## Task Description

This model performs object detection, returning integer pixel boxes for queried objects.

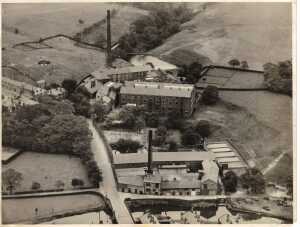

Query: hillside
[194,100,292,184]
[2,3,141,84]
[150,3,292,70]
[2,3,111,42]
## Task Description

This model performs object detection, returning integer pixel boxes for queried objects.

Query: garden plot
[2,151,93,192]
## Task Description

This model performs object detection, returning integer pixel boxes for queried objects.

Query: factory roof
[113,151,214,165]
[120,82,194,98]
[92,65,153,81]
[118,176,144,187]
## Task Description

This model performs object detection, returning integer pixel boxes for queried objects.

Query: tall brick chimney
[147,130,153,174]
[106,10,112,67]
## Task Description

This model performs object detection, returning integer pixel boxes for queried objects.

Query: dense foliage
[201,85,219,105]
[178,62,203,84]
[240,168,265,194]
[110,139,143,153]
[222,171,238,193]
[114,5,194,60]
[263,60,292,96]
[3,96,102,186]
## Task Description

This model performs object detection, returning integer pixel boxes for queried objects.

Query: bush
[222,171,238,193]
[167,140,178,151]
[240,168,265,194]
[201,86,219,105]
[71,178,84,187]
[111,139,143,153]
[181,129,201,146]
[31,182,41,190]
[228,59,240,67]
[195,120,211,138]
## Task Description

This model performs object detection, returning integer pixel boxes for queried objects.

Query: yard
[2,151,93,193]
[2,193,106,224]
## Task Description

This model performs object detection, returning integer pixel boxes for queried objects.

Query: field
[151,3,292,70]
[2,151,93,192]
[2,193,105,224]
[2,3,112,42]
[2,3,144,85]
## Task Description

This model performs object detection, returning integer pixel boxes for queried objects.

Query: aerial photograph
[2,1,293,224]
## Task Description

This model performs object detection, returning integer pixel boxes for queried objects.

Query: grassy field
[2,193,105,224]
[2,151,93,192]
[2,3,143,85]
[151,3,292,70]
[192,98,292,183]
[2,36,106,84]
[2,3,112,42]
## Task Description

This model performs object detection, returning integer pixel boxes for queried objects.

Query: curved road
[88,120,133,224]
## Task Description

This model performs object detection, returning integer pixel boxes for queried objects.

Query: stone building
[120,82,197,118]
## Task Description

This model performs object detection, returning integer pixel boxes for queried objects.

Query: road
[88,120,134,224]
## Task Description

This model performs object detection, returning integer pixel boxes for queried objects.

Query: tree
[62,79,77,94]
[222,171,238,193]
[240,61,249,69]
[111,139,143,153]
[240,168,265,194]
[195,120,211,138]
[93,101,106,122]
[153,126,168,146]
[181,129,201,146]
[228,59,240,67]
[168,140,178,151]
[201,86,219,105]
[71,178,84,188]
[135,117,146,133]
[165,112,184,130]
[78,19,84,24]
[2,169,23,194]
[286,176,293,196]
[31,181,41,190]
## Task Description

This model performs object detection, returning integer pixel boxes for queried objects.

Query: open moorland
[151,3,292,70]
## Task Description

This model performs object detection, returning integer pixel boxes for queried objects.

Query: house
[120,82,197,118]
[2,77,44,111]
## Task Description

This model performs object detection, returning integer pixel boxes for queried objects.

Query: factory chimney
[106,10,112,68]
[147,130,153,174]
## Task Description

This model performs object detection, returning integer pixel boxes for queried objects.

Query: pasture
[2,151,93,193]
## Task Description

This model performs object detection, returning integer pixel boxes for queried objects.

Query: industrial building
[120,82,197,118]
[114,131,221,196]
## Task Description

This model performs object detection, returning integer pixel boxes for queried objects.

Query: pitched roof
[92,65,153,81]
[161,176,201,189]
[120,82,194,98]
[113,151,214,165]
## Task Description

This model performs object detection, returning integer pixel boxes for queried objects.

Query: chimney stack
[106,10,112,68]
[147,130,153,174]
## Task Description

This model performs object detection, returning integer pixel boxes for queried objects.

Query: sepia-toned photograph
[1,1,294,224]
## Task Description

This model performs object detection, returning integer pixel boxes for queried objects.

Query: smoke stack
[147,130,153,174]
[106,10,112,67]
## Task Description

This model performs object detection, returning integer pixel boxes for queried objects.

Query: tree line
[113,4,195,60]
[2,95,102,187]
